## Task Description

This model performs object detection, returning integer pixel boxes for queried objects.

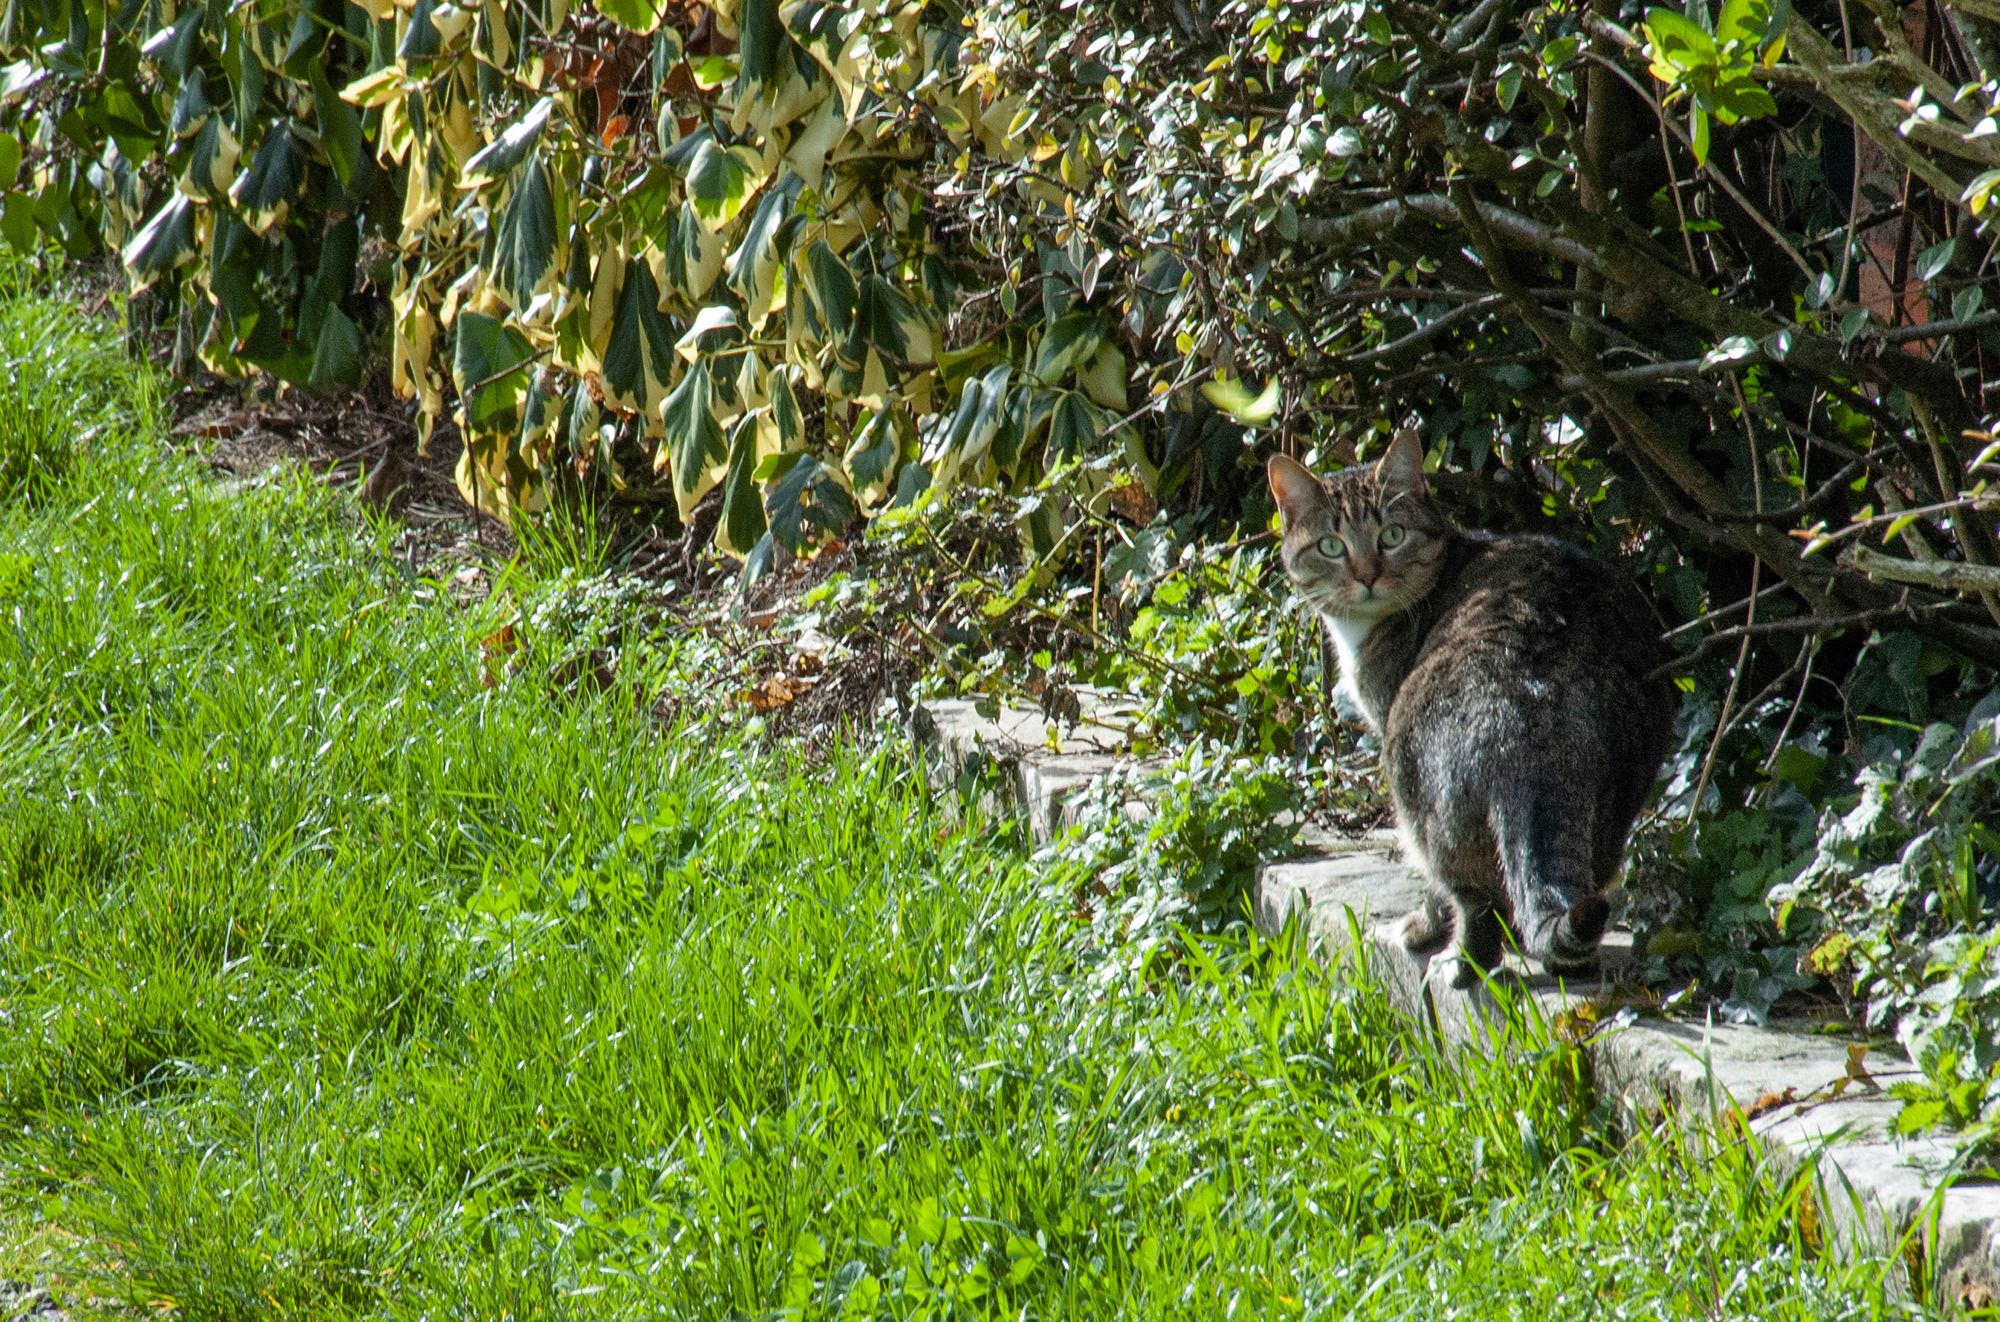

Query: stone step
[911,696,2000,1310]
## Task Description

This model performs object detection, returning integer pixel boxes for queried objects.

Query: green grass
[0,270,1942,1319]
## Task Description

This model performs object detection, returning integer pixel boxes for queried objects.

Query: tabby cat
[1268,430,1677,986]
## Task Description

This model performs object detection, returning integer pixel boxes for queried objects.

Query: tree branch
[1845,544,2000,595]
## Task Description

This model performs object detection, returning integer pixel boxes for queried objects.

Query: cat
[1268,429,1677,987]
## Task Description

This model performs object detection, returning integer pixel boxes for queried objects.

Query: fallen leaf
[1744,1087,1798,1120]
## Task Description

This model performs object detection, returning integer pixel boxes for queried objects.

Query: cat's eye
[1379,523,1407,549]
[1317,535,1347,560]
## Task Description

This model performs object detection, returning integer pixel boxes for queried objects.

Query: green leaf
[1915,238,1957,283]
[601,259,676,412]
[168,74,211,138]
[0,134,20,190]
[1700,334,1760,368]
[1644,8,1717,81]
[856,275,933,362]
[1710,78,1777,123]
[1962,168,2000,215]
[308,304,364,390]
[453,311,535,434]
[663,358,725,495]
[310,65,366,190]
[718,415,767,555]
[687,139,760,229]
[1882,511,1921,544]
[1894,1097,1947,1135]
[463,98,556,184]
[593,0,664,33]
[805,239,858,341]
[229,121,307,233]
[121,192,197,285]
[1715,0,1772,50]
[492,157,559,309]
[1047,390,1100,458]
[769,366,804,450]
[726,172,801,329]
[1689,103,1711,164]
[1033,311,1104,383]
[1200,375,1281,426]
[845,406,900,491]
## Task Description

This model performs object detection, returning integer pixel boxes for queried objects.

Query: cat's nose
[1353,557,1383,588]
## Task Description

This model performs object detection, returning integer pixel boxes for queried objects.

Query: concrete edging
[911,696,2000,1309]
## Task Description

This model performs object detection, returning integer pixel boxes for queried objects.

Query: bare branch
[1845,545,2000,595]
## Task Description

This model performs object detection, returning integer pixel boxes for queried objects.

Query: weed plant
[0,278,1947,1317]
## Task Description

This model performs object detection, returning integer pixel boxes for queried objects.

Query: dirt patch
[147,345,913,749]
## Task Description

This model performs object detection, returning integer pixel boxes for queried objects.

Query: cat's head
[1267,429,1451,621]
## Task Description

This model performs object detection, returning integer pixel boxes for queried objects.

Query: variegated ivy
[2,0,1136,556]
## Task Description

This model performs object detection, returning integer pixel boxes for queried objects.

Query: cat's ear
[1267,454,1325,525]
[1379,428,1427,493]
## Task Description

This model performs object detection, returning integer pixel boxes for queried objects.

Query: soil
[140,338,909,752]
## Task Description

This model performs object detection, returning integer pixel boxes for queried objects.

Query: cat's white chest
[1322,614,1377,723]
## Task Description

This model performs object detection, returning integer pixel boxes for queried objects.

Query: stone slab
[911,697,2000,1309]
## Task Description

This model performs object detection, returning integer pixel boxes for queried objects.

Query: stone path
[913,696,2000,1310]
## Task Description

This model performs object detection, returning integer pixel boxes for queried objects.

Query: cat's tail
[1492,796,1606,975]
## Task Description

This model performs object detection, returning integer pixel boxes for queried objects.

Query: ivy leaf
[687,138,763,229]
[805,239,858,342]
[398,0,441,60]
[767,453,857,550]
[727,171,801,329]
[736,0,787,92]
[121,192,197,285]
[717,415,768,556]
[769,365,804,449]
[180,113,239,199]
[309,304,364,390]
[1047,390,1100,458]
[662,357,725,496]
[845,405,900,492]
[662,200,726,300]
[1033,311,1104,384]
[453,311,535,434]
[492,156,559,309]
[462,97,555,185]
[600,259,675,413]
[229,121,307,233]
[856,275,933,362]
[1077,342,1127,409]
[168,74,210,138]
[308,62,365,190]
[676,304,739,361]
